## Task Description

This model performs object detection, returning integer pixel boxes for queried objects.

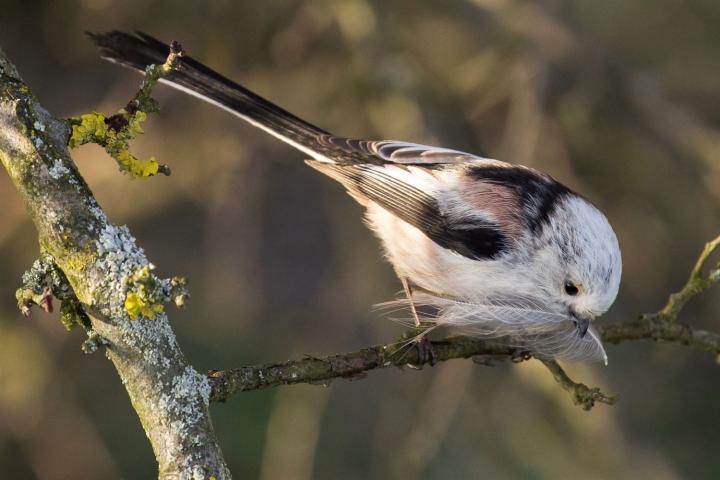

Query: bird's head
[531,194,622,338]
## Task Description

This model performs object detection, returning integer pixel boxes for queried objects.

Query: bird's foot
[405,332,436,369]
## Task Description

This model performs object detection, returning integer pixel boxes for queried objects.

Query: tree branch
[208,336,527,402]
[208,235,720,408]
[656,235,720,320]
[540,359,618,410]
[0,45,229,478]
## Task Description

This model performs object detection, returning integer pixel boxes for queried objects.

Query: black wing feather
[307,161,508,260]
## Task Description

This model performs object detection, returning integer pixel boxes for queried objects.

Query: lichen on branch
[16,254,91,331]
[69,110,162,178]
[67,40,184,179]
[123,263,189,321]
[94,222,189,322]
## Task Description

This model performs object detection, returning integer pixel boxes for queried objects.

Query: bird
[89,31,622,364]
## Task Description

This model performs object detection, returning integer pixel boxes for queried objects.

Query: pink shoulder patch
[460,178,525,241]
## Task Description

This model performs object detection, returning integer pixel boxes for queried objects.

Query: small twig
[540,359,617,410]
[656,234,720,320]
[67,40,185,178]
[117,39,184,119]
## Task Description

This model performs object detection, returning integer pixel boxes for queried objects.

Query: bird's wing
[317,138,489,165]
[307,160,510,260]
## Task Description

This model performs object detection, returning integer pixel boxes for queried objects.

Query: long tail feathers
[88,31,334,161]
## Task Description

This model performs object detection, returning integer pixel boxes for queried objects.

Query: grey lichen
[81,332,110,354]
[160,366,213,434]
[93,221,189,323]
[48,158,70,179]
[16,254,91,331]
[94,221,153,320]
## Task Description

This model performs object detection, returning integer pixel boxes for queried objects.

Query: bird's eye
[564,282,580,296]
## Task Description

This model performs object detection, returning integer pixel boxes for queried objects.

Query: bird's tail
[89,31,334,161]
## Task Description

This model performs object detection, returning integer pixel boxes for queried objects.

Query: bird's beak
[571,311,592,337]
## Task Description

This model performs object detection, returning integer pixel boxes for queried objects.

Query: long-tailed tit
[90,32,622,364]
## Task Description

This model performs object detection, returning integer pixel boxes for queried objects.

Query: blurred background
[1,0,719,478]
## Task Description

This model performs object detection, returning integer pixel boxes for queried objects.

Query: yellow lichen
[68,109,162,180]
[124,291,164,321]
[68,112,108,148]
[125,110,147,137]
[124,265,165,320]
[116,150,160,178]
[64,250,96,274]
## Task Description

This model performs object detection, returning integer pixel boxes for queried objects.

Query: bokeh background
[1,0,720,478]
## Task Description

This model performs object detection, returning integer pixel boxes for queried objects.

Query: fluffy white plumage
[364,162,620,363]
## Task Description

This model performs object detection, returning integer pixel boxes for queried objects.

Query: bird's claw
[406,335,436,369]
